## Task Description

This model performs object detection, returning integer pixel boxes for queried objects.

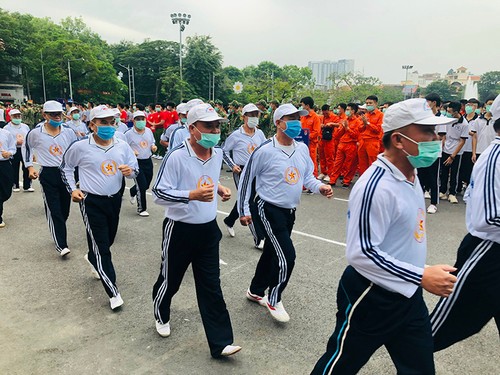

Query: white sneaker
[323,176,330,182]
[424,191,431,199]
[139,211,150,217]
[151,154,158,159]
[224,223,235,237]
[255,239,265,250]
[60,248,71,257]
[110,294,124,310]
[448,194,458,204]
[155,321,171,337]
[84,254,100,280]
[157,155,164,160]
[246,289,267,306]
[221,345,242,357]
[317,173,325,180]
[427,204,437,214]
[439,192,448,200]
[266,300,290,322]
[28,187,35,192]
[0,221,5,228]
[13,188,20,192]
[129,195,136,205]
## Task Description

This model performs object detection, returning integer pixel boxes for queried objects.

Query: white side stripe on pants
[153,218,175,324]
[40,185,62,253]
[430,239,493,335]
[257,199,287,307]
[80,197,119,297]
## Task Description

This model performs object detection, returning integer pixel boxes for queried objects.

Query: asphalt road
[0,161,497,375]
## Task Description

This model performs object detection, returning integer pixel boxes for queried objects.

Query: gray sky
[2,0,499,83]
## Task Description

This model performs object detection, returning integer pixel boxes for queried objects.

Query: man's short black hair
[118,103,125,109]
[337,103,347,110]
[321,104,330,111]
[135,103,145,111]
[425,93,442,106]
[467,98,480,105]
[448,101,462,113]
[383,101,394,107]
[459,99,468,105]
[155,103,163,108]
[300,96,314,108]
[494,118,500,132]
[366,95,378,102]
[485,95,497,103]
[166,101,175,107]
[347,102,359,112]
[382,130,394,149]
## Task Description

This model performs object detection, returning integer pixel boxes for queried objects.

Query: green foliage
[424,80,458,101]
[478,71,500,101]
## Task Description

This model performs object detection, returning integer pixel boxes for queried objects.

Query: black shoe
[342,184,350,189]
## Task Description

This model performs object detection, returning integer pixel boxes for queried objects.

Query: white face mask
[246,117,259,128]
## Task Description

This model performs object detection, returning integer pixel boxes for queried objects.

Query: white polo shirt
[470,116,497,154]
[441,119,469,155]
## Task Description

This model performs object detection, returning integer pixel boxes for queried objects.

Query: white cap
[67,106,79,115]
[359,104,367,109]
[273,103,308,125]
[185,99,204,112]
[382,98,455,133]
[187,103,228,125]
[89,105,119,121]
[43,100,63,113]
[242,103,262,115]
[489,94,500,121]
[9,109,21,116]
[176,103,188,115]
[133,111,146,119]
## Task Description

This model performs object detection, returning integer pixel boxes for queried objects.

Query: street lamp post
[41,51,47,102]
[170,12,191,100]
[118,63,134,105]
[68,58,85,102]
[402,65,413,99]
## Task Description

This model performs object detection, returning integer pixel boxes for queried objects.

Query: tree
[478,71,500,101]
[424,80,456,101]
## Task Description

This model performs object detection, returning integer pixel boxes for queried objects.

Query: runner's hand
[217,185,231,201]
[421,265,457,297]
[240,215,252,226]
[118,164,133,177]
[319,184,333,198]
[189,184,214,202]
[71,189,85,202]
[28,166,38,180]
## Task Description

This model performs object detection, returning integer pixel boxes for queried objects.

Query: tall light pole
[118,63,134,105]
[170,12,191,100]
[41,51,47,102]
[402,65,413,99]
[68,58,85,102]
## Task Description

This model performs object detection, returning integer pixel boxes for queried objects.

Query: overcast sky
[2,0,499,83]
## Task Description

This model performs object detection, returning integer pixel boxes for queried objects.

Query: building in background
[308,59,355,89]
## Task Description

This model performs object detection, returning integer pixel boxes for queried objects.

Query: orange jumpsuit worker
[318,104,341,181]
[357,95,384,175]
[329,103,361,187]
[300,96,321,177]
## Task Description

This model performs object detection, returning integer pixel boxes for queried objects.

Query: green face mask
[399,133,441,168]
[345,110,352,117]
[135,120,146,130]
[194,126,220,149]
[465,105,474,115]
[72,113,80,120]
[366,105,375,112]
[12,118,22,125]
[486,105,492,112]
[333,109,340,115]
[181,118,187,124]
[474,108,481,115]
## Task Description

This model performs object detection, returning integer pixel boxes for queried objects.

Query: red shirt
[162,110,179,129]
[359,109,383,140]
[147,113,159,129]
[120,110,127,122]
[5,107,11,123]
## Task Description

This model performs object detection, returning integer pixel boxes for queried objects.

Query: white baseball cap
[273,103,308,125]
[67,106,79,115]
[187,103,228,125]
[359,104,367,109]
[176,103,188,115]
[9,109,21,116]
[89,105,119,121]
[382,98,455,133]
[242,103,262,115]
[43,100,63,113]
[185,98,204,112]
[489,94,500,121]
[133,110,146,119]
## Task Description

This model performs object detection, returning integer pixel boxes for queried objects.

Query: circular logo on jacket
[101,160,117,176]
[139,140,148,149]
[284,166,300,185]
[414,208,426,243]
[197,175,214,188]
[49,144,63,156]
[247,143,257,154]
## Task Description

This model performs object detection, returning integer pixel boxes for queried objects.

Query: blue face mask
[49,119,63,127]
[282,119,302,139]
[96,126,116,140]
[194,126,220,149]
[398,133,441,168]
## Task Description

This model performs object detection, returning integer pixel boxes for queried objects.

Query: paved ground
[0,161,497,375]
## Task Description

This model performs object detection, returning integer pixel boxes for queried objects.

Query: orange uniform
[318,112,340,177]
[300,110,321,177]
[330,115,361,186]
[357,109,383,175]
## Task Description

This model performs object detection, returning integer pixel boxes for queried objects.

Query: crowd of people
[0,92,498,371]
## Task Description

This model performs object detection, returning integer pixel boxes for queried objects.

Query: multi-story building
[308,59,355,89]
